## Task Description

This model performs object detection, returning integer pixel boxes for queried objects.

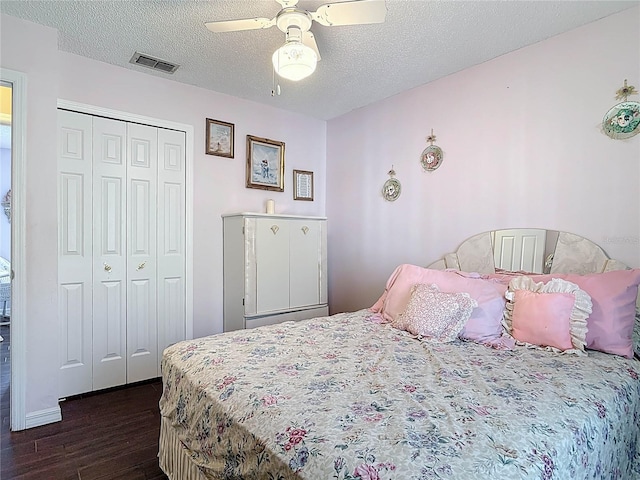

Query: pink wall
[326,8,640,314]
[1,13,326,423]
[0,14,61,416]
[56,51,327,339]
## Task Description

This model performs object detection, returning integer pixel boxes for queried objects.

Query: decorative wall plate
[382,178,401,201]
[420,145,443,171]
[602,101,640,139]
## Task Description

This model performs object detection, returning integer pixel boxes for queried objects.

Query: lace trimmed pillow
[394,283,477,343]
[503,276,592,355]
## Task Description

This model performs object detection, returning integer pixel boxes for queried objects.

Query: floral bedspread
[160,310,640,480]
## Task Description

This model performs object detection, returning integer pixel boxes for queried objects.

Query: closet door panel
[159,276,184,349]
[128,277,154,380]
[127,123,159,382]
[157,129,186,358]
[58,110,94,397]
[92,279,126,389]
[92,117,127,390]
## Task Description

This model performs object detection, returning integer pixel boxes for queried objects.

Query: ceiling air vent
[129,52,179,74]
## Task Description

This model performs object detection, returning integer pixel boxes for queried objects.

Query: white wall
[1,13,326,422]
[326,8,640,314]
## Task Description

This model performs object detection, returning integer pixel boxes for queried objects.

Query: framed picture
[246,135,285,191]
[206,118,234,158]
[293,169,314,201]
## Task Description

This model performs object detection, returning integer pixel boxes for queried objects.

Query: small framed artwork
[293,170,314,201]
[205,118,234,158]
[246,135,285,191]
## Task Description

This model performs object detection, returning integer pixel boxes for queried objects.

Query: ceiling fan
[205,0,387,82]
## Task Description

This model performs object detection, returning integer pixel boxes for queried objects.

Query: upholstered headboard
[427,229,638,308]
[427,230,629,274]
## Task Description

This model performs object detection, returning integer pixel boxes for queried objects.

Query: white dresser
[222,213,328,331]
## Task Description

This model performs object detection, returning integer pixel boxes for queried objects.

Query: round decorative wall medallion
[382,178,401,202]
[602,101,640,139]
[420,145,443,172]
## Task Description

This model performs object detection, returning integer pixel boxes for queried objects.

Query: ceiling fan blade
[275,0,299,7]
[311,0,387,27]
[205,17,275,33]
[302,31,321,61]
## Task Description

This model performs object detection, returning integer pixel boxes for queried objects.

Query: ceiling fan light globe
[272,42,317,81]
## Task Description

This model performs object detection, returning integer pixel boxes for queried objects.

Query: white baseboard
[25,405,62,429]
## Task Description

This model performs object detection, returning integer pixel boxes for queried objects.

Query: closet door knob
[270,225,279,235]
[103,263,112,272]
[136,262,146,271]
[301,226,309,235]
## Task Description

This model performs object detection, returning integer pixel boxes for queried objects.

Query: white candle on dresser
[266,199,275,214]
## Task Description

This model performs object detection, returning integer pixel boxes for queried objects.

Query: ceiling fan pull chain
[271,66,281,97]
[271,66,276,96]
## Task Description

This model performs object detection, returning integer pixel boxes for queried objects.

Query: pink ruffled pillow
[503,276,592,354]
[493,269,640,358]
[370,264,507,345]
[511,291,574,349]
[394,284,477,343]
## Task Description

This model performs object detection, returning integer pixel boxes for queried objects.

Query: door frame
[2,69,28,431]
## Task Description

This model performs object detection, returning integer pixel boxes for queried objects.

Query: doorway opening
[1,69,27,432]
[0,81,12,433]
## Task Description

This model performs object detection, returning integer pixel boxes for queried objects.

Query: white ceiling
[1,0,638,121]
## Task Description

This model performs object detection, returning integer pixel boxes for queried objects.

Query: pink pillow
[560,270,640,358]
[370,264,507,344]
[394,284,477,343]
[496,270,640,357]
[503,276,592,354]
[634,314,640,358]
[510,290,575,350]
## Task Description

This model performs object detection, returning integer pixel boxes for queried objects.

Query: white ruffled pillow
[503,276,592,355]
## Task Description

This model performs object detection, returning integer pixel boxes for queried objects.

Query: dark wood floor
[0,324,170,479]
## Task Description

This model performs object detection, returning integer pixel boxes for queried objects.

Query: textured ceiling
[1,0,638,120]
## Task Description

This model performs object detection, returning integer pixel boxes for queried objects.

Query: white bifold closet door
[59,110,94,397]
[157,127,187,355]
[58,110,186,398]
[91,116,130,391]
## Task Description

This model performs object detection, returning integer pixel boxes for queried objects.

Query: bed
[159,229,640,479]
